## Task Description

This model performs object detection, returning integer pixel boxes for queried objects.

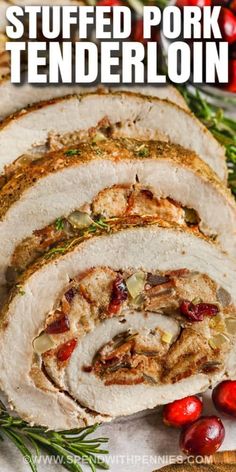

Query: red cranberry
[108,276,128,315]
[180,300,219,322]
[219,7,236,44]
[57,339,77,362]
[213,380,236,417]
[130,18,159,44]
[46,312,70,335]
[230,0,236,15]
[180,416,225,456]
[163,396,203,428]
[131,18,145,44]
[176,0,211,7]
[96,0,124,5]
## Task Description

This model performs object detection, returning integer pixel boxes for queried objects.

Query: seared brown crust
[0,137,233,220]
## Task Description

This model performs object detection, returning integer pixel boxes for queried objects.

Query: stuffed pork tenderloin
[0,91,226,180]
[0,138,236,300]
[1,221,236,430]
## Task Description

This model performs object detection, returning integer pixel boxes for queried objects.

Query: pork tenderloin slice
[0,138,235,292]
[0,78,188,121]
[1,224,236,429]
[0,92,226,179]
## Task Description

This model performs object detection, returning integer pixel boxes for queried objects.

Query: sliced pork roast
[0,138,235,298]
[0,222,236,429]
[0,80,188,121]
[0,92,226,180]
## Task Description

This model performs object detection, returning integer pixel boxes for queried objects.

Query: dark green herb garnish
[180,87,236,196]
[55,217,65,231]
[45,236,81,259]
[46,218,111,259]
[136,145,149,158]
[0,400,109,472]
[64,149,81,157]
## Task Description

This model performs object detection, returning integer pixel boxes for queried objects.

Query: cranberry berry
[213,380,236,417]
[180,416,225,456]
[163,396,203,428]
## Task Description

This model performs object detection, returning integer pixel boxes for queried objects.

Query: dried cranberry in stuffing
[140,189,154,200]
[46,312,70,335]
[64,287,76,303]
[180,300,219,322]
[57,339,77,362]
[108,301,122,315]
[108,276,128,315]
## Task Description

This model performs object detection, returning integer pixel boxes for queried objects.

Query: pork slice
[0,92,226,179]
[0,139,234,293]
[0,79,188,121]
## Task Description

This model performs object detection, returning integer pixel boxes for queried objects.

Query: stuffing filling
[32,267,236,392]
[8,184,201,284]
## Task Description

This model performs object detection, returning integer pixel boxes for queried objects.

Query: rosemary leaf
[55,217,65,231]
[0,404,109,472]
[180,86,236,196]
[3,429,37,472]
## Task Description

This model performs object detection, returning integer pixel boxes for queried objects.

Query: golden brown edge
[0,138,233,221]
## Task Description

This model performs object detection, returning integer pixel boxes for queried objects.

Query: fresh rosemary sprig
[0,401,109,472]
[180,87,236,196]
